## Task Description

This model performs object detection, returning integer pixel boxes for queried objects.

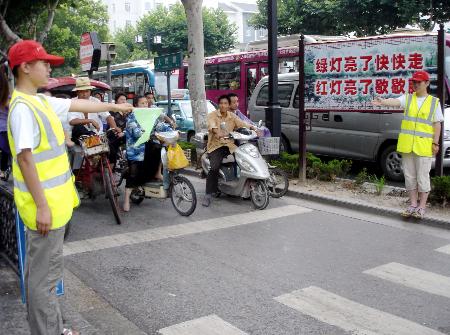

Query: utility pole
[265,0,281,138]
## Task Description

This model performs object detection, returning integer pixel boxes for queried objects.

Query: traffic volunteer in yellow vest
[372,70,444,220]
[7,40,133,335]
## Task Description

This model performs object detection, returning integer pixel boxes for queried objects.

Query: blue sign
[16,214,64,304]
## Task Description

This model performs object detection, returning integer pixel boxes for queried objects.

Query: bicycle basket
[80,134,109,156]
[257,137,280,155]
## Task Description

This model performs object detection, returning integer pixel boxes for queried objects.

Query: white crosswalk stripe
[274,286,445,335]
[364,262,450,299]
[435,244,450,255]
[64,205,311,256]
[158,315,248,335]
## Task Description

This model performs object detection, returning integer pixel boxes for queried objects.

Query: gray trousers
[26,227,65,335]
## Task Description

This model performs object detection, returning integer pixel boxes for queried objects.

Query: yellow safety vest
[7,90,79,230]
[396,93,439,157]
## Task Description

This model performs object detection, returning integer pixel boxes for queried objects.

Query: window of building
[111,3,115,13]
[125,2,130,11]
[145,2,151,10]
[205,63,241,90]
[126,20,132,27]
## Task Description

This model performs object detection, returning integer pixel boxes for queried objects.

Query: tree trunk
[38,0,59,43]
[181,0,208,133]
[0,13,21,46]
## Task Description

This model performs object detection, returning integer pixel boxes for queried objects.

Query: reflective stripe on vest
[13,169,72,192]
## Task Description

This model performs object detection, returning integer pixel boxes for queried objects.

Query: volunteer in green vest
[6,40,133,335]
[372,70,444,219]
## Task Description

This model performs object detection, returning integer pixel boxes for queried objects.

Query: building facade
[102,0,266,47]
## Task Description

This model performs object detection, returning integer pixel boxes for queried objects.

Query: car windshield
[179,101,216,117]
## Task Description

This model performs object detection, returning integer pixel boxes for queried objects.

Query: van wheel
[280,136,290,153]
[380,144,404,182]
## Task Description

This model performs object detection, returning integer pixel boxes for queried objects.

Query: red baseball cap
[8,40,64,70]
[411,70,430,82]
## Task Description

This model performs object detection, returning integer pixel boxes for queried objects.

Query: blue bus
[92,60,155,101]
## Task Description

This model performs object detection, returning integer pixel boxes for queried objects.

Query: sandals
[62,329,79,335]
[401,206,417,218]
[412,207,425,220]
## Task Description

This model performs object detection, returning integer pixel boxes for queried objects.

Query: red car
[44,76,111,98]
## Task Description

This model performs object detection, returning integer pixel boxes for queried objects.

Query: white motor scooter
[198,123,271,210]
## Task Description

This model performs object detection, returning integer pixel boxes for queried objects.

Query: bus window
[260,66,268,78]
[123,73,136,93]
[205,65,218,90]
[136,73,145,95]
[112,75,123,91]
[247,68,257,98]
[218,63,240,90]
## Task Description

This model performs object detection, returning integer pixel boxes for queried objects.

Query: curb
[181,167,450,230]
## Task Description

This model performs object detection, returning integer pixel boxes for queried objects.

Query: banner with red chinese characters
[304,34,437,111]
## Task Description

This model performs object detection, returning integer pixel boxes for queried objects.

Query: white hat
[72,77,96,91]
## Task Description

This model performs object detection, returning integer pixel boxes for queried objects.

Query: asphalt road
[2,176,450,334]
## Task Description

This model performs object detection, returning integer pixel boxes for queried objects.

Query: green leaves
[114,2,237,63]
[249,0,450,37]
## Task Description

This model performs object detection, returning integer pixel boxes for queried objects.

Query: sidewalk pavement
[181,167,450,230]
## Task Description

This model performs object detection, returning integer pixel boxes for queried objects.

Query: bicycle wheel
[170,174,197,216]
[250,180,270,210]
[267,167,289,198]
[102,159,122,225]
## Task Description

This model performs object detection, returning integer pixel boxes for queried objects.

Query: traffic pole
[106,59,112,103]
[298,35,306,182]
[167,70,172,116]
[436,23,445,176]
[265,0,281,137]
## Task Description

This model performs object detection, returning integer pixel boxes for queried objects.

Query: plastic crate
[80,134,109,157]
[257,137,280,155]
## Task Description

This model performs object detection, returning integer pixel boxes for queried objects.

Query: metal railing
[0,184,18,274]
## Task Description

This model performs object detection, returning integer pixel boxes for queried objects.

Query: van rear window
[256,84,294,107]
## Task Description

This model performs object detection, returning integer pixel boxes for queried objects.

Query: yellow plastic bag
[167,144,189,170]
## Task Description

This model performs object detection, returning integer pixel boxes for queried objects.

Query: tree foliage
[250,0,450,36]
[0,0,109,76]
[43,0,109,76]
[114,3,237,64]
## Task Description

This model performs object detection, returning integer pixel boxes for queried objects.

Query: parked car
[156,99,217,142]
[248,73,450,181]
[44,76,111,97]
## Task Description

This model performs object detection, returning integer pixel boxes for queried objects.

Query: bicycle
[75,131,122,225]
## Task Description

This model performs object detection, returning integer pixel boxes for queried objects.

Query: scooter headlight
[241,144,260,158]
[237,157,256,172]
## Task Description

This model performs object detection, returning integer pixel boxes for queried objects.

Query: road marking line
[364,262,450,299]
[435,244,450,255]
[274,286,445,335]
[64,205,311,256]
[158,315,248,335]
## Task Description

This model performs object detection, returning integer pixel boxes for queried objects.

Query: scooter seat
[222,154,235,164]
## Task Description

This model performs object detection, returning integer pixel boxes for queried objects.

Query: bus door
[244,63,268,113]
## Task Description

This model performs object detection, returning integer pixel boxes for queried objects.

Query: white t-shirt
[9,95,71,155]
[69,96,110,133]
[397,94,444,122]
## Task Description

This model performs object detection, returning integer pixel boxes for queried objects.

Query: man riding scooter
[202,95,261,207]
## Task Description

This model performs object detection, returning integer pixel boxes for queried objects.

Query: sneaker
[412,207,425,220]
[401,206,417,218]
[202,194,212,207]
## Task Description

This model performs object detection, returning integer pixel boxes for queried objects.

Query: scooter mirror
[258,120,263,128]
[220,122,227,130]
